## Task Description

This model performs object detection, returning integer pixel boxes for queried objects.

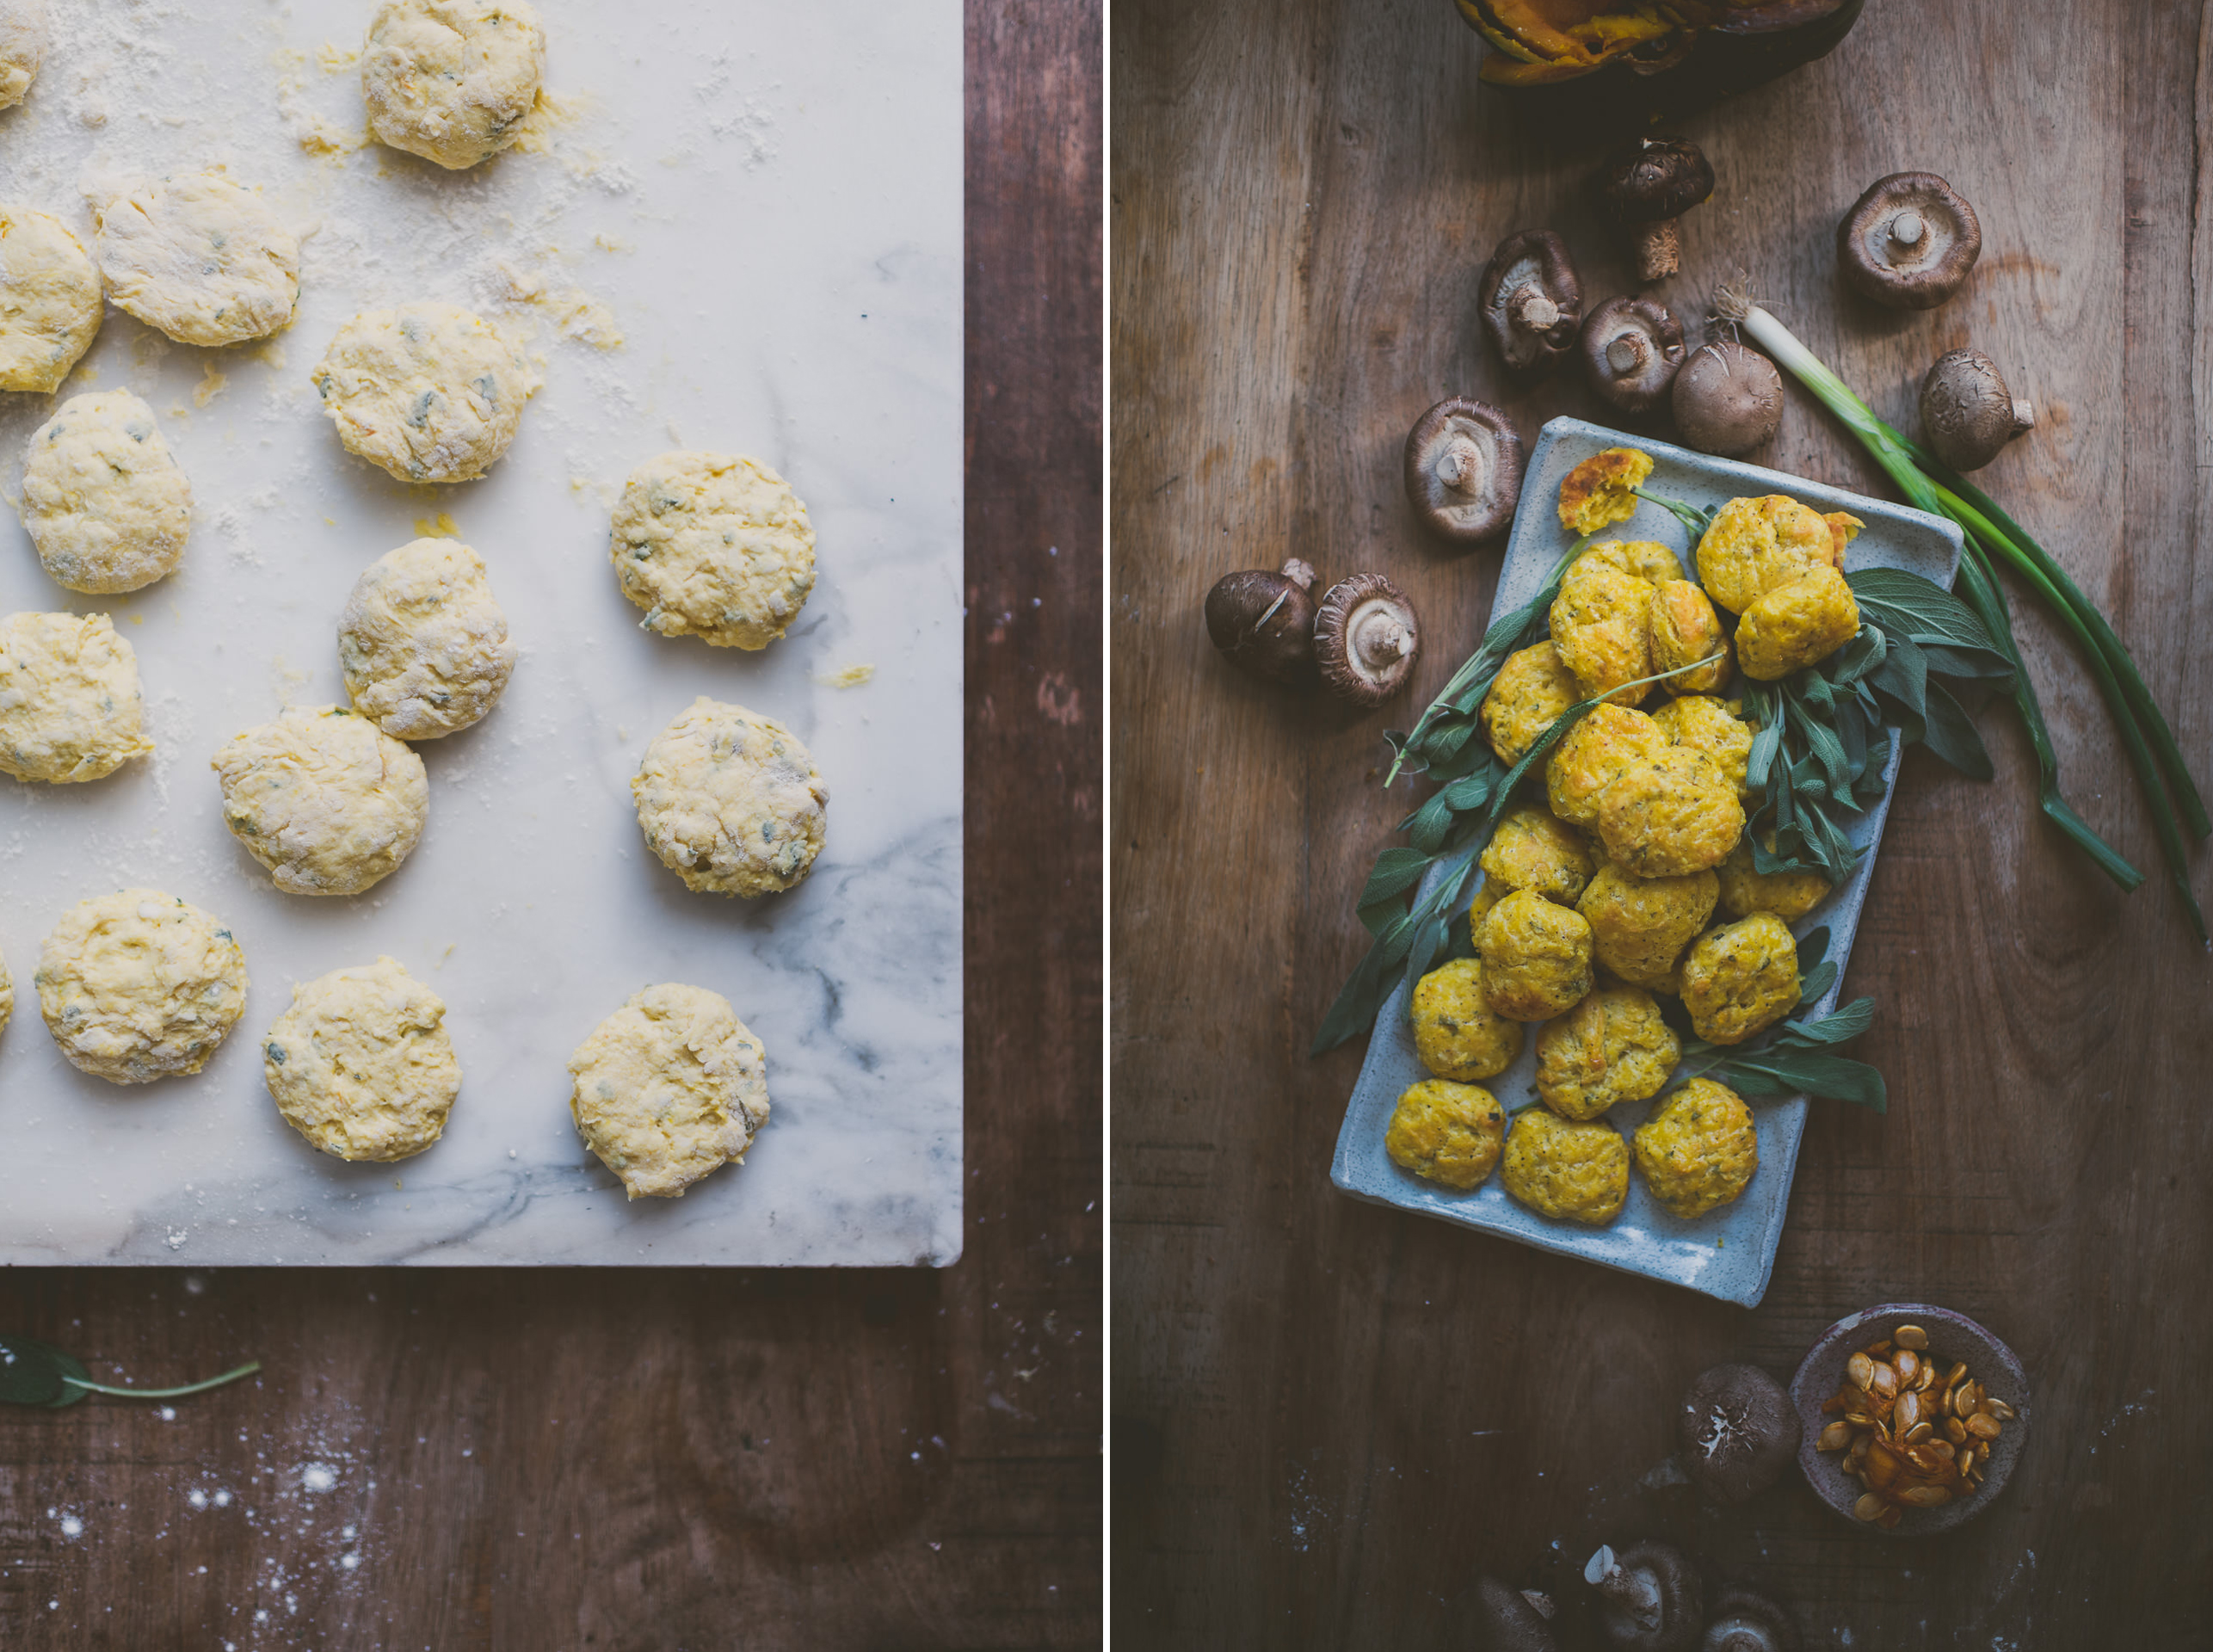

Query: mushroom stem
[1512,286,1561,333]
[1583,1546,1663,1630]
[1606,333,1649,375]
[1630,219,1680,283]
[1889,209,1926,248]
[1351,607,1411,669]
[2011,398,2036,436]
[1434,436,1487,494]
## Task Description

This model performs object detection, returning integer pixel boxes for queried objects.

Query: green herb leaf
[0,1334,259,1407]
[1797,959,1840,1007]
[1917,678,1994,781]
[1776,995,1874,1046]
[0,1335,91,1407]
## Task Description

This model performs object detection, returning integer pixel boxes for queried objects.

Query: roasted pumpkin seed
[1893,1325,1928,1351]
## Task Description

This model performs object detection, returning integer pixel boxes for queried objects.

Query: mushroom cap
[1404,398,1526,542]
[1204,559,1318,685]
[1584,1541,1704,1652]
[1473,1577,1561,1652]
[1314,571,1421,707]
[1672,340,1783,456]
[1836,171,1982,310]
[1701,1588,1803,1652]
[1678,1363,1802,1504]
[1481,229,1583,378]
[1580,297,1687,415]
[1596,137,1715,225]
[1919,347,2034,472]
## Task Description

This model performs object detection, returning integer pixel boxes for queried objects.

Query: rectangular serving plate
[1328,416,1963,1307]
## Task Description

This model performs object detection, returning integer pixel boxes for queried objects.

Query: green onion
[1713,281,2206,944]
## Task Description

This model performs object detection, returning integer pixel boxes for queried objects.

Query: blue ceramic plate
[1328,417,1963,1307]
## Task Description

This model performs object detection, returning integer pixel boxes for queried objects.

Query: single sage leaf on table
[0,1335,94,1408]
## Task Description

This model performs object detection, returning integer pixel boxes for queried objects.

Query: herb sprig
[0,1333,260,1409]
[1663,928,1888,1113]
[1739,567,2014,883]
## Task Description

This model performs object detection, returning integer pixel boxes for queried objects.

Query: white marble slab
[0,0,964,1264]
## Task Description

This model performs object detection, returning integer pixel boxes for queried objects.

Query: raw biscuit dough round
[263,956,460,1161]
[93,170,300,347]
[567,983,769,1199]
[361,0,546,170]
[610,451,817,650]
[339,537,516,739]
[0,610,155,782]
[311,301,539,484]
[211,706,428,896]
[35,888,248,1083]
[0,206,102,393]
[0,940,12,1036]
[632,696,827,897]
[19,390,193,593]
[0,0,46,110]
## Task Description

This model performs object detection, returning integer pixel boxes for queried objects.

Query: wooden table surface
[0,4,1100,1647]
[1112,1,2212,1643]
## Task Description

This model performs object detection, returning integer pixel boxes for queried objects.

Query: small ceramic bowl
[1789,1302,2030,1536]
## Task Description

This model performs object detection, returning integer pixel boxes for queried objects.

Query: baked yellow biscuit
[1596,746,1744,878]
[1650,693,1755,804]
[1546,703,1667,828]
[1680,912,1802,1045]
[1649,579,1729,694]
[1479,642,1580,767]
[1735,564,1859,680]
[1411,957,1522,1082]
[1577,861,1717,990]
[1550,554,1655,706]
[1536,985,1680,1121]
[1481,803,1596,905]
[1633,1077,1758,1218]
[1385,1078,1506,1191]
[1694,493,1840,615]
[1717,835,1833,923]
[1478,889,1594,1021]
[1501,1108,1629,1224]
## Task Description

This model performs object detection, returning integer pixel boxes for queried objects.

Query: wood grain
[1112,1,2213,1643]
[0,3,1101,1646]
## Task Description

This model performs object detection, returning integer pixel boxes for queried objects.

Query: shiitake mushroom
[1585,1541,1703,1652]
[1920,348,2033,472]
[1314,572,1421,708]
[1678,1364,1801,1504]
[1404,398,1524,542]
[1204,559,1319,685]
[1673,340,1783,456]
